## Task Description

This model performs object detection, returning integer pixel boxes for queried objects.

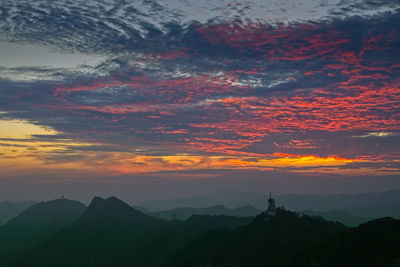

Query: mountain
[135,214,253,266]
[141,196,222,210]
[289,217,400,267]
[242,190,400,219]
[12,196,169,267]
[7,196,399,267]
[150,204,261,220]
[169,208,348,267]
[141,190,265,210]
[302,209,370,227]
[141,190,400,219]
[344,202,400,219]
[0,201,35,226]
[13,197,253,267]
[77,196,165,228]
[0,198,86,266]
[269,190,400,213]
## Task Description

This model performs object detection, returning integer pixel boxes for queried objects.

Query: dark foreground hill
[0,198,86,266]
[136,214,253,266]
[11,197,252,267]
[11,196,169,267]
[288,217,400,267]
[169,208,349,267]
[6,197,399,267]
[302,209,370,226]
[169,210,400,267]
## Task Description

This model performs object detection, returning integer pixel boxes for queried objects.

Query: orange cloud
[93,153,368,176]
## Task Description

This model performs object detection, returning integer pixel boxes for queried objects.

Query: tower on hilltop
[266,192,276,214]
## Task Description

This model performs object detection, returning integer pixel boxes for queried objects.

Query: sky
[0,0,399,202]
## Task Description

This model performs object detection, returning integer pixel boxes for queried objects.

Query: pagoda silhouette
[261,192,277,217]
[267,192,276,213]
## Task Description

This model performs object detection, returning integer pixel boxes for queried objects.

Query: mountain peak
[91,196,104,202]
[78,196,166,227]
[7,198,86,226]
[105,196,128,205]
[87,196,132,211]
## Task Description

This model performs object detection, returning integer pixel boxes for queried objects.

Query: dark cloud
[0,1,399,179]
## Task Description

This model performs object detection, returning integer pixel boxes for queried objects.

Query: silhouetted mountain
[289,217,400,267]
[0,198,85,266]
[0,201,35,226]
[7,195,399,267]
[13,197,253,267]
[150,204,261,220]
[78,196,163,228]
[169,208,348,267]
[12,196,169,267]
[136,214,253,266]
[302,209,370,226]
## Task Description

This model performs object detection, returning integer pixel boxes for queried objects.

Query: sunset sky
[0,0,399,202]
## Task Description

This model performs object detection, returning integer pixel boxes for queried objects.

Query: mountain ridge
[149,204,261,220]
[169,208,349,267]
[0,198,86,266]
[288,217,400,267]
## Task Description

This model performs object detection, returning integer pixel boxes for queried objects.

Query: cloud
[0,2,399,177]
[353,132,397,138]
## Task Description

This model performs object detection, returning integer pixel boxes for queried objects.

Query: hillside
[12,196,169,267]
[0,198,86,266]
[12,197,253,267]
[302,209,370,226]
[7,197,399,267]
[0,201,35,226]
[289,217,400,267]
[136,214,253,266]
[169,208,348,266]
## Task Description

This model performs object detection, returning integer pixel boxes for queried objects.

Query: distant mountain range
[1,189,396,232]
[0,195,399,266]
[148,204,261,221]
[272,190,400,217]
[141,189,400,219]
[141,190,265,210]
[147,204,371,227]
